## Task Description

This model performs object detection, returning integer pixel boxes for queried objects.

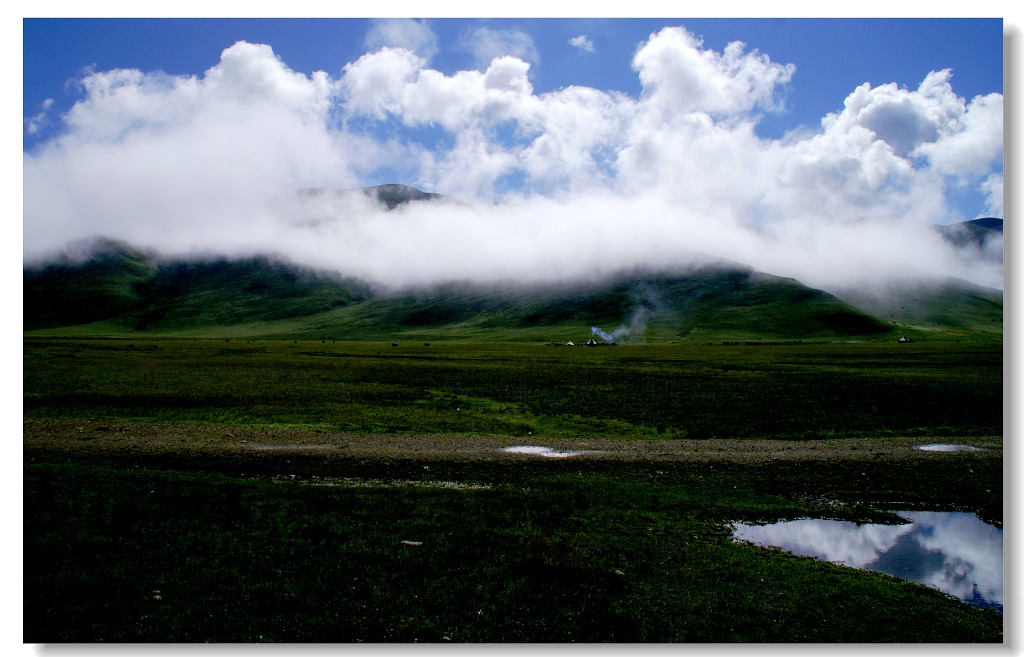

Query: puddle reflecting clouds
[732,511,1002,612]
[915,444,982,452]
[502,445,591,458]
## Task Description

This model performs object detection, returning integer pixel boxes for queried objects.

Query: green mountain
[23,238,158,329]
[335,268,891,340]
[23,213,1003,342]
[25,239,895,341]
[835,277,1003,334]
[299,183,450,210]
[126,256,373,330]
[935,217,1003,254]
[25,240,373,333]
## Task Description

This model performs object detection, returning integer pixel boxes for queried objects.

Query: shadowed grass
[24,458,1003,642]
[24,338,1003,440]
[23,337,1003,642]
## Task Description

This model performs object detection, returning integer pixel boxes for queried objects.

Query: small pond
[502,445,592,458]
[732,511,1002,612]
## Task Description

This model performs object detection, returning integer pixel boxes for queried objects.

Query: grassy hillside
[24,238,158,328]
[128,256,372,330]
[315,268,891,342]
[835,277,1003,335]
[24,236,1002,343]
[25,243,373,334]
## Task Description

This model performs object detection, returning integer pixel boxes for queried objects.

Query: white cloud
[201,41,333,113]
[23,26,1004,294]
[364,19,439,62]
[421,128,520,200]
[822,69,1003,184]
[25,41,359,256]
[631,27,795,118]
[517,85,630,192]
[24,97,54,135]
[343,52,537,136]
[914,91,1003,178]
[339,46,423,119]
[981,173,1003,218]
[757,121,939,224]
[569,35,594,53]
[827,72,954,158]
[460,26,540,70]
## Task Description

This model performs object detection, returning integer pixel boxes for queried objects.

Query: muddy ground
[24,418,1002,466]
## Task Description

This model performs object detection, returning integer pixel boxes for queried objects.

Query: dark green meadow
[24,336,1002,440]
[24,337,1004,642]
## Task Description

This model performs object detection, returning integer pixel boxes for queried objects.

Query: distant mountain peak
[935,217,1003,255]
[361,184,446,209]
[298,184,447,210]
[963,217,1003,232]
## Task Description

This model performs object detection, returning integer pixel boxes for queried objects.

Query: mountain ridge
[25,236,1001,342]
[23,208,1003,341]
[934,217,1003,255]
[298,183,451,210]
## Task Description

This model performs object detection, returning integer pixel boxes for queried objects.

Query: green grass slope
[835,277,1003,337]
[31,240,989,342]
[24,242,373,333]
[296,267,890,342]
[128,256,372,330]
[24,238,158,329]
[620,269,890,341]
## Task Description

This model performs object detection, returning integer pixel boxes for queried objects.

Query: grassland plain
[23,337,1004,642]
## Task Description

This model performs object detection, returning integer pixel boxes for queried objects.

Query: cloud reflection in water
[732,511,1002,612]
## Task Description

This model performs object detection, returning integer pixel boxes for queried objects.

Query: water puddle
[915,444,982,452]
[502,445,592,458]
[732,511,1002,612]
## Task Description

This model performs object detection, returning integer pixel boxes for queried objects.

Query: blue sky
[25,17,1003,146]
[21,16,1007,291]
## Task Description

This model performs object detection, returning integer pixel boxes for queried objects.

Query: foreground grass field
[23,337,1004,642]
[24,337,1002,440]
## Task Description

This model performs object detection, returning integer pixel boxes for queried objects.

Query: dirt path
[23,419,1002,465]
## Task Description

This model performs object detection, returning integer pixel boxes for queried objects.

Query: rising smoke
[592,306,652,344]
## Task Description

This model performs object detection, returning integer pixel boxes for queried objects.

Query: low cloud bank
[23,26,1003,293]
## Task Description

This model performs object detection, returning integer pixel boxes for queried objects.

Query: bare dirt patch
[23,419,1001,466]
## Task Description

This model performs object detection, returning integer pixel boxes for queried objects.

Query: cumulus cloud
[631,27,795,118]
[569,35,594,53]
[25,41,359,256]
[339,46,424,119]
[23,26,1004,294]
[824,69,1003,177]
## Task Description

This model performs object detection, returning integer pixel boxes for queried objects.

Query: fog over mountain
[23,26,1003,293]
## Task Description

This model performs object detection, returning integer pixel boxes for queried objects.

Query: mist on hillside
[23,27,1004,295]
